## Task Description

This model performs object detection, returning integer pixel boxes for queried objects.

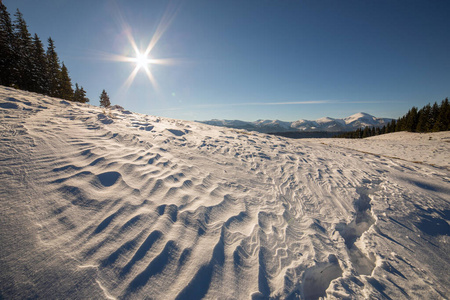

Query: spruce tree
[362,127,370,138]
[430,102,440,129]
[13,9,33,90]
[404,107,419,132]
[46,37,61,97]
[433,98,450,131]
[59,62,73,100]
[416,104,431,132]
[356,128,362,138]
[99,89,111,107]
[385,122,391,133]
[73,83,89,103]
[30,33,48,94]
[389,119,396,133]
[0,3,15,86]
[80,86,89,103]
[395,117,404,131]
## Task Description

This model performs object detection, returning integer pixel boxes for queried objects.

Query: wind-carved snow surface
[1,86,449,299]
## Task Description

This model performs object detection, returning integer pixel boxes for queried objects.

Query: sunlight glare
[98,1,182,94]
[134,51,153,70]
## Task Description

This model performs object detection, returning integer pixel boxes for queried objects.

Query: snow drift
[0,86,449,299]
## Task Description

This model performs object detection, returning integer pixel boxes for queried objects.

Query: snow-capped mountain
[199,112,392,133]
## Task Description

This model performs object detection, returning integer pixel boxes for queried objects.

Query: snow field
[0,86,449,299]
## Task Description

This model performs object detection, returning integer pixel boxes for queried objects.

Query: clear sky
[4,0,450,121]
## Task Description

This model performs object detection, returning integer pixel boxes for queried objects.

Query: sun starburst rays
[114,32,159,92]
[100,2,182,95]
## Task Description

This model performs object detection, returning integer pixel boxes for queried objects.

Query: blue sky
[4,0,450,121]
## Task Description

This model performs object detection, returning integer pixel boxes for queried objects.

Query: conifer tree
[389,119,396,133]
[362,127,370,138]
[46,37,61,97]
[0,3,15,86]
[386,122,392,133]
[430,102,440,128]
[99,89,111,107]
[433,98,449,131]
[416,104,431,132]
[59,62,73,100]
[73,83,81,102]
[30,33,48,94]
[13,9,33,90]
[356,128,362,138]
[395,118,403,132]
[403,107,419,132]
[81,86,89,103]
[73,83,89,103]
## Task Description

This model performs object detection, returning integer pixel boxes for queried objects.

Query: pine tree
[404,107,419,132]
[355,128,362,138]
[46,37,61,97]
[375,127,381,135]
[389,119,396,133]
[73,83,89,103]
[395,116,404,131]
[433,98,450,131]
[362,126,370,138]
[99,89,111,107]
[430,102,440,130]
[59,62,73,100]
[0,3,15,86]
[30,33,48,94]
[385,122,391,133]
[80,86,89,103]
[13,9,33,90]
[444,98,450,131]
[416,104,431,132]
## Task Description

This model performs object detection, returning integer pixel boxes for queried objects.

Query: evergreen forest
[336,98,450,138]
[0,3,89,103]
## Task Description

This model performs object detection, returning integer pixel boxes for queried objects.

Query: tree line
[335,98,450,138]
[0,3,97,104]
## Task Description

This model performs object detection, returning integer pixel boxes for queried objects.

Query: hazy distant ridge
[199,112,392,133]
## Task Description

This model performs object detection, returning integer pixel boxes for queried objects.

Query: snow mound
[1,86,449,299]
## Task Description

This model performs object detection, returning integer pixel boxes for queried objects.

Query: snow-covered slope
[1,86,449,299]
[200,112,392,133]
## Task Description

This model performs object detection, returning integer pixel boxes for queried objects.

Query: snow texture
[0,86,449,299]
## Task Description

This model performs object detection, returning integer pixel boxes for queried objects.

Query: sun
[120,47,158,90]
[102,2,182,92]
[133,51,153,70]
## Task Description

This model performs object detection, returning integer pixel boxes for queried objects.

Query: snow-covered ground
[314,131,450,170]
[1,86,449,299]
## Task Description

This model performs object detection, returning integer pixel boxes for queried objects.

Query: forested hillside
[0,3,89,103]
[336,98,449,138]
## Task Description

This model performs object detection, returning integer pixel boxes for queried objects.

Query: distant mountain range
[199,112,392,134]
